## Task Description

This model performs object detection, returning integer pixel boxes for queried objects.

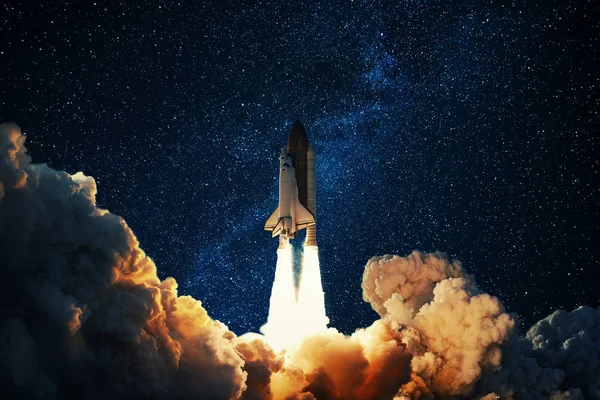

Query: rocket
[265,120,317,247]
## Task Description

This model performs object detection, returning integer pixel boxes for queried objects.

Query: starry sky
[1,0,598,334]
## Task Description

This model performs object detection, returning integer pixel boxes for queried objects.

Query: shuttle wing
[294,199,315,229]
[265,206,280,230]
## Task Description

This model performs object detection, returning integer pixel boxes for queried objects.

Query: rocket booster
[265,121,317,247]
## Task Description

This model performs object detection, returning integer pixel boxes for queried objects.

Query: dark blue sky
[1,0,598,334]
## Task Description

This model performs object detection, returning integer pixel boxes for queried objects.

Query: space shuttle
[265,121,317,247]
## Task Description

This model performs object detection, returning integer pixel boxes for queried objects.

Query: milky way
[1,0,598,334]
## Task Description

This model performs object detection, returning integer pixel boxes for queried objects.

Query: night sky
[1,0,598,335]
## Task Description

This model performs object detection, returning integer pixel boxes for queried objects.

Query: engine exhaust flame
[261,242,329,351]
[260,240,299,351]
[296,245,329,338]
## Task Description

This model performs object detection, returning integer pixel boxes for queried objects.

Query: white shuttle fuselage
[265,150,315,244]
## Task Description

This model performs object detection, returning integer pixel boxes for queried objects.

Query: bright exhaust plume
[297,245,329,338]
[260,242,300,351]
[261,242,329,351]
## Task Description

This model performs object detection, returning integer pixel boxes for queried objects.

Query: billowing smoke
[1,122,598,400]
[479,306,599,399]
[526,307,600,397]
[0,123,247,399]
[362,253,514,397]
[361,253,599,400]
[362,252,466,325]
[287,321,411,400]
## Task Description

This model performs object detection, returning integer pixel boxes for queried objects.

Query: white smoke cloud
[362,251,599,399]
[362,252,465,324]
[362,252,514,397]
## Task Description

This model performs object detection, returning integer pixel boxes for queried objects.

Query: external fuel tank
[287,121,309,210]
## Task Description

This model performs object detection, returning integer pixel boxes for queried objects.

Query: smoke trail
[296,245,329,338]
[260,241,300,351]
